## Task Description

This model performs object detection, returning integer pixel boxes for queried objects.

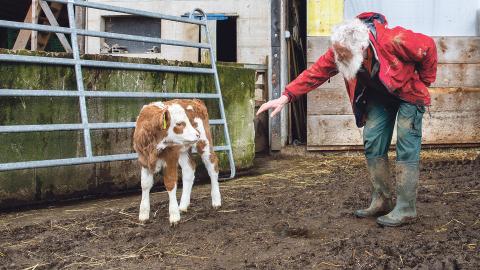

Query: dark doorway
[216,17,237,62]
[286,0,307,145]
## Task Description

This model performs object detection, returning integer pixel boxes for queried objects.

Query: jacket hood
[356,12,388,26]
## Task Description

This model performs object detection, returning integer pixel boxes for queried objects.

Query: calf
[133,99,221,225]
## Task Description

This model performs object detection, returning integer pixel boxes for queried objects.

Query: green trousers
[363,98,425,163]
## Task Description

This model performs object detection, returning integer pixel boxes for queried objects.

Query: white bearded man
[257,12,437,227]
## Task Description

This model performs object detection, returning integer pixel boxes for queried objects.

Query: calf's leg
[139,167,154,222]
[164,160,180,225]
[179,152,196,212]
[201,149,221,209]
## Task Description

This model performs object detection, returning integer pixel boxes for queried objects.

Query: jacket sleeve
[393,30,438,86]
[282,48,338,102]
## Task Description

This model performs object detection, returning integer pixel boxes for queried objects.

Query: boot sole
[376,216,417,227]
[354,209,392,219]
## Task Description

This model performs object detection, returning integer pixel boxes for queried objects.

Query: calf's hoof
[212,202,221,210]
[169,212,181,226]
[138,211,149,223]
[179,203,189,213]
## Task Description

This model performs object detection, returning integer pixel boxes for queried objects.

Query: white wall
[85,0,271,64]
[344,0,480,36]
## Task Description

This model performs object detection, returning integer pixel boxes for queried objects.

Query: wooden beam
[434,37,480,64]
[307,111,480,147]
[432,63,480,88]
[304,63,480,90]
[307,36,480,64]
[36,2,65,51]
[13,3,42,50]
[39,0,72,53]
[307,88,351,115]
[307,87,480,115]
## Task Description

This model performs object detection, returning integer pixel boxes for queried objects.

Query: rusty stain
[392,33,404,46]
[438,39,448,53]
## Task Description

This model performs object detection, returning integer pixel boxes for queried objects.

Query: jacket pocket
[410,105,425,137]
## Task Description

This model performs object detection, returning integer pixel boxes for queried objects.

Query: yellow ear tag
[163,114,167,129]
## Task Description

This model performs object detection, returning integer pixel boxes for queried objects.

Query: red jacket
[283,12,437,127]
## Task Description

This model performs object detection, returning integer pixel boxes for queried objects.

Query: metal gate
[0,0,236,178]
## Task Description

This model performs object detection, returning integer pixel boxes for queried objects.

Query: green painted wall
[0,49,255,208]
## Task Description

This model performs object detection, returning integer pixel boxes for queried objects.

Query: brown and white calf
[133,99,220,225]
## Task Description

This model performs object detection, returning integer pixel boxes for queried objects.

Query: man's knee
[396,103,425,162]
[363,126,390,159]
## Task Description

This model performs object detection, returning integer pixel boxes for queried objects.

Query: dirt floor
[0,148,479,270]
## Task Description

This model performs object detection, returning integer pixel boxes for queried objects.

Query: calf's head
[161,103,200,147]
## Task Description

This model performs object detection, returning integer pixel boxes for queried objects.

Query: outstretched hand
[256,95,289,118]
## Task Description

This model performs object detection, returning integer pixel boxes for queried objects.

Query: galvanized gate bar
[0,20,211,49]
[0,90,220,99]
[0,0,236,178]
[0,144,230,172]
[0,120,226,133]
[45,0,206,25]
[192,9,236,178]
[0,54,215,74]
[0,146,230,172]
[0,154,139,172]
[67,1,92,157]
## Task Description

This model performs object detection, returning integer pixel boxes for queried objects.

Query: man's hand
[256,95,289,118]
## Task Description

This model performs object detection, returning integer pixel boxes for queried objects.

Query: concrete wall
[85,0,271,65]
[0,49,255,209]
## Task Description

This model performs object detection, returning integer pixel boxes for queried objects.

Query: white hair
[330,19,370,80]
[330,19,369,51]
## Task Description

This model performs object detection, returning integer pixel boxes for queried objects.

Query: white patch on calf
[166,103,199,144]
[156,139,168,152]
[155,159,166,173]
[194,118,208,141]
[153,101,166,109]
[186,105,194,111]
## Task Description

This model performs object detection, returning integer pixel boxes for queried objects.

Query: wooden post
[75,5,86,54]
[31,0,39,51]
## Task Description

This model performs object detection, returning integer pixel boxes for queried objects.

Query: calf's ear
[161,107,170,130]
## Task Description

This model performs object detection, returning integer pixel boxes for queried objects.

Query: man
[257,12,437,227]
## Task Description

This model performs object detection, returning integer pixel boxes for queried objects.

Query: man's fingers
[270,105,282,118]
[256,102,271,116]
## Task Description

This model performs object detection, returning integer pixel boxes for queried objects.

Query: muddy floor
[0,149,479,269]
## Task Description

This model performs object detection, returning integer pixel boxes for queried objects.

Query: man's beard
[335,49,364,81]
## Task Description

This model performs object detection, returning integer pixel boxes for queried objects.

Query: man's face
[332,42,366,80]
[332,42,353,64]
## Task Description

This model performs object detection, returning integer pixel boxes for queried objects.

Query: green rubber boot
[377,162,419,226]
[354,157,394,218]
